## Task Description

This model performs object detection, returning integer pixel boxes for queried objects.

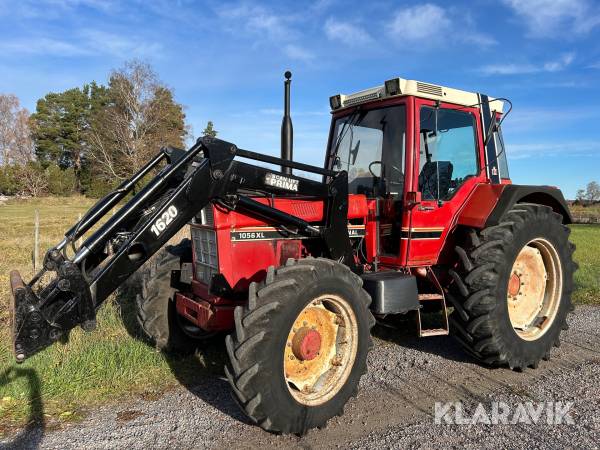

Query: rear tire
[225,258,374,434]
[449,203,576,370]
[137,239,215,352]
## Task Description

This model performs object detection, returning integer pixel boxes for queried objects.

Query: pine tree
[202,121,217,138]
[30,83,109,192]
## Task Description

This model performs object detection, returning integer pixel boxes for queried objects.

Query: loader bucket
[9,270,69,363]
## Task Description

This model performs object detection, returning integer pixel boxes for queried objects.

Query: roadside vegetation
[0,197,599,434]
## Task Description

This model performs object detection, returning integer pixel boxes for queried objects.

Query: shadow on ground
[115,279,250,426]
[0,367,45,450]
[372,312,480,365]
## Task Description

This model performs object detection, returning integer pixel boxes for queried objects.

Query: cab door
[407,98,486,265]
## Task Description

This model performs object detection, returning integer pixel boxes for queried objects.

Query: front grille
[191,227,218,284]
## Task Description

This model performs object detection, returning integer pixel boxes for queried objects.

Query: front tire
[449,204,576,370]
[225,258,374,434]
[137,239,215,352]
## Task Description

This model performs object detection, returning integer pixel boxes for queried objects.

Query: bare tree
[0,94,34,165]
[18,163,48,196]
[586,181,600,203]
[88,60,186,181]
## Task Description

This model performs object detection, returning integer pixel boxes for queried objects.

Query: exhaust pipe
[281,71,293,175]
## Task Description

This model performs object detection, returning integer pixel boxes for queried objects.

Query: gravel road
[3,305,599,450]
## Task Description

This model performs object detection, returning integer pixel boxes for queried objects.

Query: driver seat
[418,161,453,200]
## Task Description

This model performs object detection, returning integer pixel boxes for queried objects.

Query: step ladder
[416,269,449,337]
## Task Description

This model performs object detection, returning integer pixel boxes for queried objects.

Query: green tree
[0,165,19,195]
[202,121,217,138]
[31,82,109,192]
[46,163,77,196]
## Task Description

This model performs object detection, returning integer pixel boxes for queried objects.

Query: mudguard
[485,184,572,226]
[458,184,572,229]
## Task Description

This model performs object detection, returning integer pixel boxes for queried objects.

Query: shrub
[46,163,77,196]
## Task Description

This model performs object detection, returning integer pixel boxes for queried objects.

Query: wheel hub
[508,273,522,297]
[292,327,322,361]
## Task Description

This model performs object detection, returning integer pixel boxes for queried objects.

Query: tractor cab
[326,78,510,266]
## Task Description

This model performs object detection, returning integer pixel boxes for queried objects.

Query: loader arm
[9,136,351,362]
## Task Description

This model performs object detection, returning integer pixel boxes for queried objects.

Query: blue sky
[1,0,599,198]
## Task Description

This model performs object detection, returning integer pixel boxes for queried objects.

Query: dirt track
[3,306,600,450]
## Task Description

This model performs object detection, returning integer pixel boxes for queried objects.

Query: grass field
[0,197,599,433]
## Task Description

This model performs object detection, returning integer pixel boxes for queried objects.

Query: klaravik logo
[434,401,574,425]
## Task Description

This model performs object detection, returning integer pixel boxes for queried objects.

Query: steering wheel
[369,161,403,178]
[368,161,382,178]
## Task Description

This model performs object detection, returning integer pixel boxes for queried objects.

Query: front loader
[9,73,576,434]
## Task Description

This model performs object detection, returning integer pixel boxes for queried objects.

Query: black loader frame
[10,136,353,362]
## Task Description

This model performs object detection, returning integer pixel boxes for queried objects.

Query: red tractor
[10,73,576,434]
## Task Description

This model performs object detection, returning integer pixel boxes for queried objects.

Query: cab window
[419,107,478,201]
[330,105,406,196]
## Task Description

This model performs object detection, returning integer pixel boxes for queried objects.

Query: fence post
[33,209,40,271]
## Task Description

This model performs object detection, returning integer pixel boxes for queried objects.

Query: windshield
[329,105,406,196]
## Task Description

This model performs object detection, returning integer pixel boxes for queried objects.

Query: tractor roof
[330,77,504,114]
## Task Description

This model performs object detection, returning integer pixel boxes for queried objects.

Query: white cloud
[284,44,315,62]
[216,3,292,40]
[543,53,575,71]
[324,18,373,46]
[0,37,89,56]
[386,4,495,48]
[502,0,600,36]
[0,32,162,59]
[311,0,335,14]
[0,0,119,18]
[387,4,451,41]
[461,31,498,48]
[503,106,598,133]
[481,53,575,75]
[81,30,162,58]
[507,140,600,159]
